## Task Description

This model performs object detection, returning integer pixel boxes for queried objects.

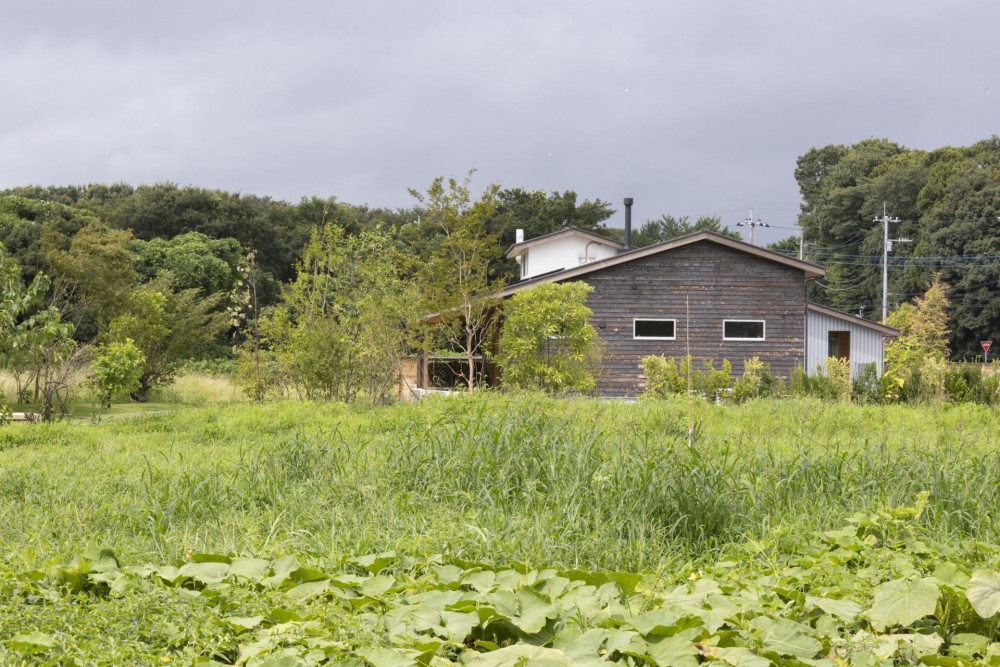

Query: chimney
[623,198,633,249]
[515,228,524,244]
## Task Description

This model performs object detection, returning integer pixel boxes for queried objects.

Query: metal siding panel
[806,311,885,378]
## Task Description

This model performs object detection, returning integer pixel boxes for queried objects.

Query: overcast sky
[2,1,997,244]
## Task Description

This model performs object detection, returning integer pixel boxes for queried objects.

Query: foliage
[44,221,138,337]
[632,214,740,247]
[497,282,599,393]
[884,275,951,401]
[732,356,774,402]
[90,339,145,409]
[943,364,1000,404]
[851,362,883,404]
[641,354,684,397]
[132,231,242,295]
[412,173,505,390]
[106,282,228,401]
[0,243,76,418]
[263,224,418,403]
[824,356,852,402]
[11,507,1000,665]
[7,397,1000,662]
[230,250,274,402]
[795,137,1000,356]
[641,355,732,399]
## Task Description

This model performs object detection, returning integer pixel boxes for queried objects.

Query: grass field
[3,393,1000,664]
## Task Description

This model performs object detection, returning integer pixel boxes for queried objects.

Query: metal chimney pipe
[623,198,633,249]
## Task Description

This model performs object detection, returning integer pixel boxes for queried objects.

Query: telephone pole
[876,202,909,323]
[736,209,769,245]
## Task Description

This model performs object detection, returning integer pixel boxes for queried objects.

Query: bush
[851,362,883,404]
[789,363,810,397]
[642,355,684,397]
[732,357,774,403]
[91,339,145,409]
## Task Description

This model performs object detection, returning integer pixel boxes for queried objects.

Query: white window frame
[633,318,677,340]
[723,319,766,341]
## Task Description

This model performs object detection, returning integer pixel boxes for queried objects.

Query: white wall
[806,310,885,378]
[522,235,619,279]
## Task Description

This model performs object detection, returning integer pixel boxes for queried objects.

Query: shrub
[732,356,773,403]
[789,363,810,397]
[641,355,683,397]
[91,339,145,409]
[498,282,600,393]
[824,356,852,402]
[851,362,883,404]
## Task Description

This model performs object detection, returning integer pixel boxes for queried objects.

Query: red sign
[983,341,993,352]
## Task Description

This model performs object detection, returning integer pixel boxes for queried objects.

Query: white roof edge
[806,302,900,336]
[505,227,625,259]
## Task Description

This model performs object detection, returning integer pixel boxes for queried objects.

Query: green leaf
[465,645,576,667]
[286,579,330,600]
[752,617,822,660]
[8,631,56,654]
[806,595,863,620]
[222,615,264,632]
[646,634,700,667]
[360,574,396,597]
[263,555,299,588]
[704,646,771,667]
[229,557,271,580]
[179,561,230,584]
[869,577,940,631]
[967,570,1000,618]
[357,647,420,667]
[350,552,398,574]
[949,632,990,660]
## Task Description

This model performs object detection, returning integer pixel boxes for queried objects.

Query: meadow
[3,391,1000,665]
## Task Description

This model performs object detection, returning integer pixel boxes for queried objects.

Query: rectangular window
[723,320,765,340]
[634,319,676,340]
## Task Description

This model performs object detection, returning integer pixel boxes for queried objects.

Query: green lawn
[2,394,1000,664]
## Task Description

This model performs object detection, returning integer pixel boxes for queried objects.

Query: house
[496,217,896,397]
[402,203,897,398]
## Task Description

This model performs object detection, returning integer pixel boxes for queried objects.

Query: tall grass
[1,394,999,573]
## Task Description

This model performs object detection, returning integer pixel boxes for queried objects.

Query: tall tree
[262,224,417,402]
[412,173,504,390]
[0,243,76,418]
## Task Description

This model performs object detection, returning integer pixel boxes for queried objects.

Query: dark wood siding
[575,241,806,396]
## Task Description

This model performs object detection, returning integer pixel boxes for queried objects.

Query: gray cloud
[2,1,998,244]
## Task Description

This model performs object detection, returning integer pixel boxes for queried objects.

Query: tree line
[1,134,997,412]
[782,135,1000,358]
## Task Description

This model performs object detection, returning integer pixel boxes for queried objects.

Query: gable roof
[499,231,826,297]
[806,302,900,337]
[505,227,625,259]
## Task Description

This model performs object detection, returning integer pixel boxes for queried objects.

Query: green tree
[631,215,739,247]
[413,173,505,390]
[44,221,138,338]
[0,243,76,419]
[884,275,951,400]
[90,339,145,409]
[498,282,600,392]
[106,282,228,401]
[132,231,241,295]
[795,139,911,316]
[264,224,417,403]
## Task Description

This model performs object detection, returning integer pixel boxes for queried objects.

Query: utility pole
[876,202,909,322]
[736,209,769,245]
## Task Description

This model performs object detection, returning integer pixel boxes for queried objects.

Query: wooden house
[499,226,897,397]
